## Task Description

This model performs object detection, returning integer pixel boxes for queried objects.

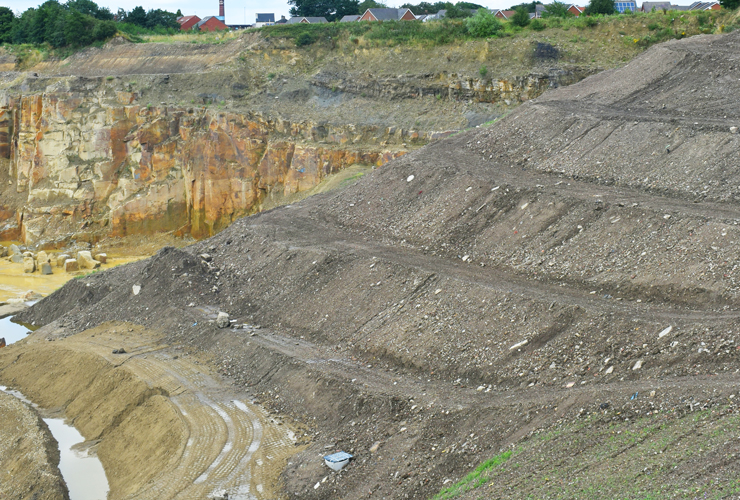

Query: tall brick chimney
[219,0,224,18]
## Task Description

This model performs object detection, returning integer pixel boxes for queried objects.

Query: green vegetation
[511,7,532,27]
[0,0,181,51]
[432,405,740,499]
[261,8,729,49]
[586,0,616,15]
[433,450,513,499]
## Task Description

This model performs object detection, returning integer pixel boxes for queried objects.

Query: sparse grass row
[260,9,735,49]
[432,405,740,499]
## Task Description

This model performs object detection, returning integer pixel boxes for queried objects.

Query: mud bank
[0,390,68,500]
[0,322,304,500]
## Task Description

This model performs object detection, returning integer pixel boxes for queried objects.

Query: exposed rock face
[0,83,408,246]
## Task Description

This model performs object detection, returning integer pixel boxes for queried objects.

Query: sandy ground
[0,322,305,500]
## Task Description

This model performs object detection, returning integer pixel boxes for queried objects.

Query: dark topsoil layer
[17,32,740,498]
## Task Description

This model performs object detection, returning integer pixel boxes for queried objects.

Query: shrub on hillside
[465,9,503,37]
[511,7,531,27]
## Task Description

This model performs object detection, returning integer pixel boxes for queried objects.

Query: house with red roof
[177,15,201,30]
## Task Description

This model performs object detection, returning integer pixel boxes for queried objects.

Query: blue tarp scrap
[324,451,353,463]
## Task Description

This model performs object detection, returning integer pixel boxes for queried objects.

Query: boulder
[216,312,230,329]
[22,251,33,258]
[8,244,19,255]
[37,251,49,264]
[10,254,23,263]
[93,253,108,264]
[40,262,53,275]
[76,251,101,270]
[0,246,6,258]
[64,259,79,272]
[23,257,36,273]
[56,254,70,267]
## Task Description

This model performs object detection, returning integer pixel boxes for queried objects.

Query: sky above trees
[1,0,524,25]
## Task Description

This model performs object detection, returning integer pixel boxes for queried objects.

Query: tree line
[0,0,182,48]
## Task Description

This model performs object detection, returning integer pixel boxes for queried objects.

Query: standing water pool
[0,314,110,500]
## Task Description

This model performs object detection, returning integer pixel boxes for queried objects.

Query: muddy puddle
[0,314,36,344]
[1,326,110,500]
[0,242,147,303]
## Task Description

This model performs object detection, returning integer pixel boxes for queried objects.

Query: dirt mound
[0,391,68,500]
[14,32,740,498]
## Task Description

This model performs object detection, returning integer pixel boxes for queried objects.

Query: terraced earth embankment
[0,322,303,500]
[5,28,740,500]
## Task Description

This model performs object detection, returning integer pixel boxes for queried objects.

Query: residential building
[614,0,638,12]
[567,4,586,15]
[287,16,328,23]
[358,8,417,21]
[494,9,516,18]
[255,13,275,27]
[340,14,360,21]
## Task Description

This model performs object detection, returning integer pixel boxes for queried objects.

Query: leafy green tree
[457,2,484,9]
[65,9,94,46]
[720,0,739,8]
[288,0,360,21]
[126,6,147,27]
[92,19,117,39]
[146,9,179,29]
[508,1,541,12]
[0,7,14,44]
[11,9,35,44]
[67,0,113,19]
[447,4,474,17]
[510,6,531,26]
[359,0,387,11]
[465,8,502,36]
[542,1,573,17]
[585,0,615,15]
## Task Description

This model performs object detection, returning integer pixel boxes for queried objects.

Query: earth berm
[5,31,740,499]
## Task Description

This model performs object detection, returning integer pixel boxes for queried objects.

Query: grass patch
[432,450,513,499]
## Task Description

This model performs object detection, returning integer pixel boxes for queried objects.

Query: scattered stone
[40,262,53,275]
[731,126,738,134]
[112,348,127,354]
[9,244,19,255]
[406,175,414,182]
[76,251,101,270]
[0,246,6,258]
[211,490,228,500]
[56,254,70,267]
[605,366,614,374]
[22,251,33,258]
[37,251,48,264]
[23,257,36,273]
[10,254,23,263]
[0,337,5,348]
[200,253,212,262]
[216,312,230,329]
[23,291,42,301]
[658,326,672,338]
[632,360,642,370]
[599,402,610,410]
[64,259,79,272]
[369,441,380,453]
[93,253,107,264]
[132,284,141,295]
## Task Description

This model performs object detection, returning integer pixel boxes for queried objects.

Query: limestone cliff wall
[0,89,410,247]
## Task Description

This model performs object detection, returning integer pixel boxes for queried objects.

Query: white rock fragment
[658,326,672,338]
[509,340,528,350]
[406,175,415,182]
[605,366,614,374]
[132,284,141,295]
[632,360,642,370]
[731,126,738,134]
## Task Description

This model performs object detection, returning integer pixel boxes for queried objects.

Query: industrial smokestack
[219,0,224,18]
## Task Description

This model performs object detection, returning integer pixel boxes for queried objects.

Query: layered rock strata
[0,84,409,246]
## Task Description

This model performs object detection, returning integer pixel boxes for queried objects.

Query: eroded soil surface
[6,31,740,499]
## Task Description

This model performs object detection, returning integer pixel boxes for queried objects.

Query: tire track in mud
[114,350,298,500]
